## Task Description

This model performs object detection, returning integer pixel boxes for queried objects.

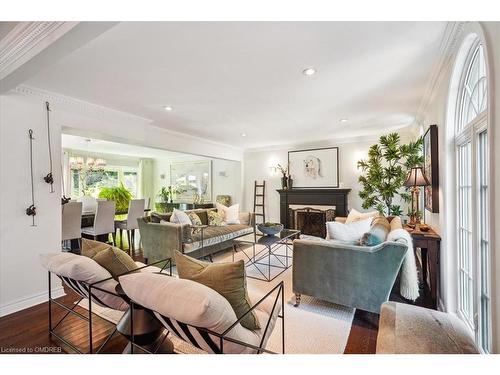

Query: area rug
[79,247,355,354]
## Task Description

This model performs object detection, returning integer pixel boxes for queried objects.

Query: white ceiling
[27,22,447,148]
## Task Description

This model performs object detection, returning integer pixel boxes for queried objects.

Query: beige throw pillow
[390,216,403,231]
[92,246,139,280]
[345,208,379,224]
[216,203,240,224]
[174,251,260,331]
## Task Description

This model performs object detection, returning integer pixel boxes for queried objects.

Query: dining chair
[82,200,116,245]
[115,198,145,254]
[62,201,83,251]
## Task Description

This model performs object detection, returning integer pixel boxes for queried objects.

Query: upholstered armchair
[292,239,408,313]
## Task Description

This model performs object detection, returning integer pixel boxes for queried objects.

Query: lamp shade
[404,166,430,187]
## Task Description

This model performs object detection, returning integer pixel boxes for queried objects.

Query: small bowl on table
[257,223,284,236]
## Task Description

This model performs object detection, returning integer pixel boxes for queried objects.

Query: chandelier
[69,156,106,171]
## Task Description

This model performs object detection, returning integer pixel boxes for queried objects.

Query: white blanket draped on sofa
[387,228,419,301]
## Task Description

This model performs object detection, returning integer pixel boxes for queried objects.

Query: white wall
[417,22,500,352]
[0,90,243,317]
[242,135,413,222]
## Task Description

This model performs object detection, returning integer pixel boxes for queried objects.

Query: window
[452,38,490,352]
[70,165,138,198]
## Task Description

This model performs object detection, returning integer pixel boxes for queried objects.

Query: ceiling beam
[0,21,118,94]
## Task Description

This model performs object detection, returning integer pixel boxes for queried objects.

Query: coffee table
[233,229,300,282]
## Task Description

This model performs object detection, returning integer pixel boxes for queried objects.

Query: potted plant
[98,182,133,214]
[357,133,423,216]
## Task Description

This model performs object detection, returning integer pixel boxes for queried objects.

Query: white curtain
[138,159,155,208]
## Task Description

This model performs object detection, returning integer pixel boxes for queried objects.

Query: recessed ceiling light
[302,67,317,76]
[339,118,349,123]
[163,105,173,111]
[241,133,247,137]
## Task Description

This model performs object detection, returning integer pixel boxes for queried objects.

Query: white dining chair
[62,201,83,251]
[115,198,145,254]
[82,200,116,245]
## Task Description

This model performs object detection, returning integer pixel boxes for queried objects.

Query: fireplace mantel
[277,188,351,228]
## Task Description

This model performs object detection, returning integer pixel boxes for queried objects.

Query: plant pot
[281,177,288,190]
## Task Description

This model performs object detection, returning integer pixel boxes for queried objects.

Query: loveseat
[292,218,408,313]
[138,208,255,263]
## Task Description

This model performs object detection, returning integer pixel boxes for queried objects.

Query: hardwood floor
[0,247,434,354]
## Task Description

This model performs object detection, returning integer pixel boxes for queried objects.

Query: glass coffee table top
[233,229,300,282]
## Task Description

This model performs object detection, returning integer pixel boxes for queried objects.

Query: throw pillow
[216,203,240,224]
[299,234,333,244]
[188,212,203,234]
[390,216,403,231]
[359,216,391,246]
[208,210,225,226]
[326,217,372,242]
[92,246,139,280]
[170,208,192,226]
[81,238,110,258]
[174,251,260,331]
[345,208,379,224]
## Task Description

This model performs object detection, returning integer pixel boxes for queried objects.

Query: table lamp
[404,166,430,225]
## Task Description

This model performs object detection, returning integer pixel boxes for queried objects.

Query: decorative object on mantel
[358,133,423,216]
[257,222,284,236]
[276,163,289,189]
[43,101,55,193]
[423,125,439,213]
[26,129,37,226]
[404,166,430,225]
[288,147,339,188]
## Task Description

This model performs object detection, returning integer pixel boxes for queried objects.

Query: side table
[404,225,441,309]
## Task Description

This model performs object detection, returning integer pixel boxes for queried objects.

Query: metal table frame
[233,230,300,282]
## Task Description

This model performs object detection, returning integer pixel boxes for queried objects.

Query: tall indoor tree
[357,133,423,216]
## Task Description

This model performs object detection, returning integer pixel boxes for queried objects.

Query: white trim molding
[414,21,467,126]
[0,286,65,318]
[0,22,78,80]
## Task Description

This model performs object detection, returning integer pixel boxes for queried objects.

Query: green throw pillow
[92,246,139,280]
[359,216,391,246]
[207,210,224,226]
[174,251,260,331]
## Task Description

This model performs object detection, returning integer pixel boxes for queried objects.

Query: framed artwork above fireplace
[288,147,339,188]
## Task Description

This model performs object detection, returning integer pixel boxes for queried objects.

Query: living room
[1,1,499,373]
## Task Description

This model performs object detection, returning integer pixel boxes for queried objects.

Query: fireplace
[288,206,335,237]
[277,188,351,235]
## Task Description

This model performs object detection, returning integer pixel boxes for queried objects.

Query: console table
[405,225,441,309]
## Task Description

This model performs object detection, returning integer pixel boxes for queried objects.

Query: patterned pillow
[208,210,225,226]
[359,216,391,246]
[188,212,203,233]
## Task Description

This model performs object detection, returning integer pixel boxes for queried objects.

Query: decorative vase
[281,176,288,190]
[287,176,293,189]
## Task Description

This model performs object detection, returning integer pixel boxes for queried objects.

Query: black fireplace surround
[277,189,351,230]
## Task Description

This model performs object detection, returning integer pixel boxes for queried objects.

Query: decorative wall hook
[27,129,37,226]
[43,101,55,193]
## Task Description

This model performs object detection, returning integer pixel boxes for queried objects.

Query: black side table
[115,284,174,354]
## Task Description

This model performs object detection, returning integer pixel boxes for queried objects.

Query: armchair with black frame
[119,271,285,354]
[42,252,172,354]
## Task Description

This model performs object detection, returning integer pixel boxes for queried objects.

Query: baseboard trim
[0,287,66,317]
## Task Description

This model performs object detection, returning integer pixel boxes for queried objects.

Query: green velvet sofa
[292,234,408,314]
[138,208,255,263]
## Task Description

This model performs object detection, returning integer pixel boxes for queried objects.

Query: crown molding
[414,21,467,126]
[0,22,78,80]
[12,84,153,126]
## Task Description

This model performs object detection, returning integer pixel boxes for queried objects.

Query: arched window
[452,36,490,352]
